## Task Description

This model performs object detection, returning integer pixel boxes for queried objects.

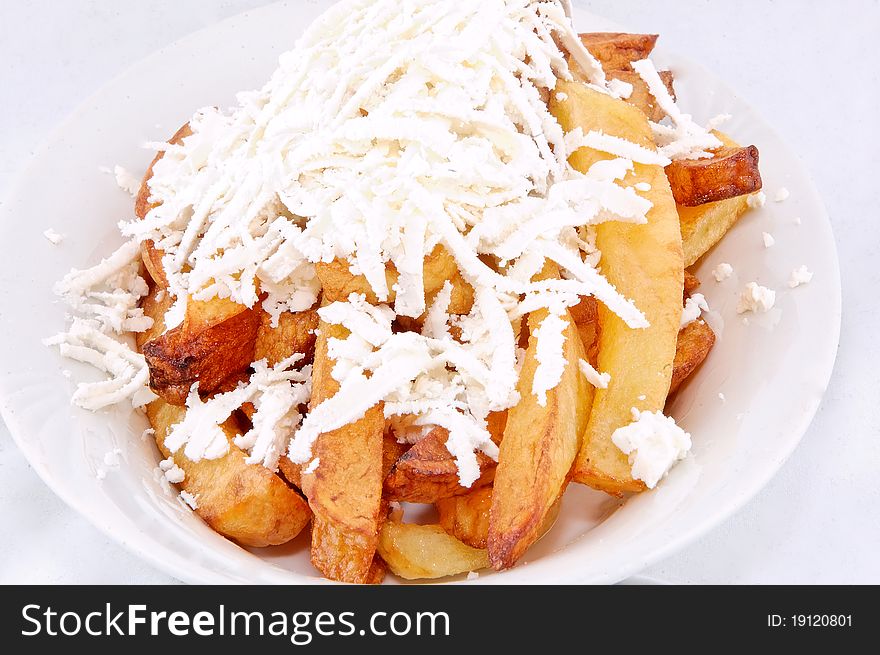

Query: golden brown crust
[666,145,762,207]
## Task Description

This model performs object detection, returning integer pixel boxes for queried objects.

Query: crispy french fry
[436,485,493,549]
[145,399,310,547]
[551,81,684,495]
[666,144,762,207]
[377,521,489,580]
[254,308,319,367]
[683,270,701,297]
[579,32,658,71]
[569,295,599,365]
[668,319,716,396]
[487,285,592,569]
[135,123,192,288]
[141,294,260,405]
[299,318,385,583]
[385,427,496,503]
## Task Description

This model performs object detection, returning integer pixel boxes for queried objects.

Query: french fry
[579,32,658,71]
[436,485,493,549]
[666,144,762,207]
[145,399,311,547]
[683,270,701,297]
[298,318,385,583]
[384,427,496,503]
[668,319,716,397]
[487,274,593,569]
[135,123,192,288]
[551,81,684,495]
[377,521,489,580]
[141,294,260,405]
[254,308,319,367]
[569,295,599,365]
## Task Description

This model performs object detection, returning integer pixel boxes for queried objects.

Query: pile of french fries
[133,32,761,583]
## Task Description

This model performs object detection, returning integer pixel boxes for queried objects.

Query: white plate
[0,1,840,584]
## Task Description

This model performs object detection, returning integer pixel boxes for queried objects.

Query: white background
[0,0,877,584]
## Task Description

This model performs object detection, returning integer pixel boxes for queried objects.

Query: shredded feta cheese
[114,165,141,197]
[746,191,766,209]
[578,358,610,389]
[179,491,199,510]
[159,457,186,483]
[611,408,691,489]
[788,265,813,288]
[762,232,775,248]
[737,282,776,314]
[712,262,733,282]
[680,293,709,328]
[774,187,790,202]
[531,311,569,407]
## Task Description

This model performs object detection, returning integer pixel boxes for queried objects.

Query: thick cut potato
[552,81,684,496]
[135,123,192,288]
[669,319,716,397]
[683,270,701,297]
[436,485,493,549]
[569,295,599,365]
[487,296,592,569]
[607,69,675,122]
[299,319,385,583]
[141,294,260,405]
[317,245,458,306]
[145,399,310,547]
[384,427,496,503]
[377,521,489,580]
[579,32,658,71]
[254,308,319,367]
[666,144,762,207]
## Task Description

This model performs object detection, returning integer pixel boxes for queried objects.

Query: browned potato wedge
[377,521,489,580]
[363,556,387,585]
[666,145,762,207]
[254,308,319,367]
[384,427,496,503]
[487,296,592,570]
[679,195,753,267]
[141,294,260,405]
[135,123,193,288]
[436,485,493,549]
[317,245,458,307]
[552,81,684,496]
[579,32,658,71]
[607,69,676,122]
[683,270,701,297]
[569,295,599,365]
[145,399,310,547]
[299,318,385,583]
[669,319,716,397]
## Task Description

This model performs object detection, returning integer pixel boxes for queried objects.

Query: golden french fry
[579,32,658,71]
[551,81,684,495]
[683,270,701,297]
[606,69,675,122]
[145,399,311,547]
[436,485,493,549]
[377,521,489,580]
[668,319,716,397]
[254,308,319,367]
[385,427,496,503]
[666,144,762,207]
[299,318,385,583]
[135,123,192,288]
[487,287,592,569]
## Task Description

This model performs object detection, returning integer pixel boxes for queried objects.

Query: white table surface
[1,0,877,585]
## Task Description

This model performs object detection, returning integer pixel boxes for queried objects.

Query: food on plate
[46,0,765,582]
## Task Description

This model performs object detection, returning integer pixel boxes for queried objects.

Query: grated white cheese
[788,265,813,288]
[718,392,726,402]
[303,457,320,474]
[746,191,766,209]
[159,457,186,483]
[712,262,733,282]
[737,282,776,314]
[680,293,709,328]
[611,408,691,489]
[114,165,141,197]
[578,358,610,389]
[762,232,775,248]
[774,187,790,202]
[43,228,64,245]
[631,58,722,161]
[179,491,199,510]
[531,311,569,407]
